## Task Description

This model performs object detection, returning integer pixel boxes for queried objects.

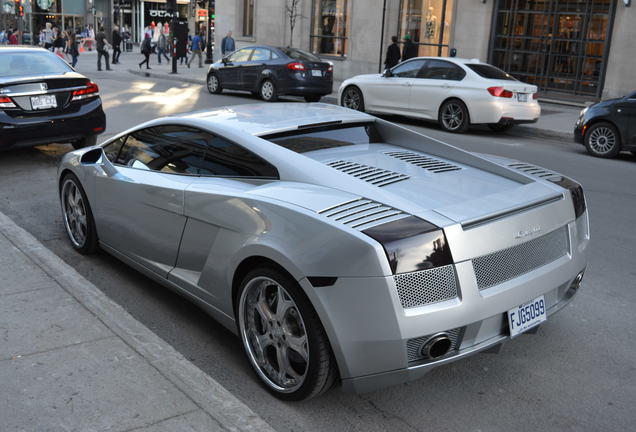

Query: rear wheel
[488,123,514,132]
[207,73,222,94]
[237,266,338,400]
[304,95,322,103]
[585,122,620,158]
[341,86,364,111]
[260,79,278,102]
[439,99,470,133]
[71,135,97,150]
[60,173,98,254]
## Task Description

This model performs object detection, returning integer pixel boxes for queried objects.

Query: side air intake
[318,198,408,230]
[507,162,562,181]
[327,160,410,187]
[385,151,462,173]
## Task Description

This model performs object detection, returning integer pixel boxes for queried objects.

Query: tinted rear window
[279,47,322,62]
[263,123,382,154]
[0,51,72,77]
[467,64,517,81]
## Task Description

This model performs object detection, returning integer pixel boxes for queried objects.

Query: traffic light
[14,0,19,15]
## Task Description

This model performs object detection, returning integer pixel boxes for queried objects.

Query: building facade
[213,0,634,102]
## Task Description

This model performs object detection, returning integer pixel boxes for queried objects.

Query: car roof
[180,103,374,136]
[407,56,484,65]
[0,46,52,53]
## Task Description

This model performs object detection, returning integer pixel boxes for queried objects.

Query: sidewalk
[85,49,581,142]
[0,210,275,432]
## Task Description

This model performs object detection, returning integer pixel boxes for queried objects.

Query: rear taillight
[287,62,306,71]
[487,86,513,98]
[71,82,99,101]
[533,92,540,100]
[0,96,16,108]
[327,64,333,73]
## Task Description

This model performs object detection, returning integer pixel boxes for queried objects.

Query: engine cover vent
[327,160,410,187]
[507,162,562,181]
[318,197,408,230]
[385,151,462,173]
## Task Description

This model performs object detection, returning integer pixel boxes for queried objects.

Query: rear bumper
[0,98,105,149]
[469,99,541,124]
[279,78,333,97]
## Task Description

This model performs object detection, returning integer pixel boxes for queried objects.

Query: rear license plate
[517,93,528,102]
[311,69,322,77]
[508,295,547,338]
[31,94,57,110]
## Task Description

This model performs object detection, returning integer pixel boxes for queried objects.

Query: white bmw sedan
[339,57,541,133]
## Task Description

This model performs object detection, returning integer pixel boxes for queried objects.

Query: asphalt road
[1,66,635,432]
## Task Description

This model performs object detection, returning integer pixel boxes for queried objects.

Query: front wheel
[439,99,470,133]
[237,267,338,400]
[260,79,278,102]
[71,135,97,150]
[341,86,364,111]
[207,73,222,94]
[60,173,98,254]
[304,95,321,103]
[585,122,621,158]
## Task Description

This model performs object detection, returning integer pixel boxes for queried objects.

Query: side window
[391,60,426,78]
[419,60,466,81]
[271,50,280,60]
[202,135,278,178]
[229,48,253,63]
[250,48,271,61]
[102,136,126,162]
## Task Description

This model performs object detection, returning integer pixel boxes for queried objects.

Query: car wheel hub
[262,82,273,99]
[61,179,87,248]
[589,127,616,153]
[443,104,463,130]
[208,75,218,92]
[239,276,309,393]
[344,89,360,110]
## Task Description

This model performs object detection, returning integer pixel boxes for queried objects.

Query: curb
[0,210,276,432]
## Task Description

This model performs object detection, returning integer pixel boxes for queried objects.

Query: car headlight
[579,107,588,117]
[363,216,453,274]
[548,176,586,218]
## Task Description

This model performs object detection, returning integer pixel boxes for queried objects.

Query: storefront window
[490,0,615,99]
[311,0,349,57]
[398,0,454,57]
[242,0,254,37]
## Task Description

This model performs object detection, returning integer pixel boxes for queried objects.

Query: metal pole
[204,0,213,63]
[377,0,387,73]
[170,15,177,73]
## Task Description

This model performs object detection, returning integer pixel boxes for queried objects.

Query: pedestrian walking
[187,32,203,68]
[53,29,65,59]
[0,29,7,45]
[68,31,79,68]
[156,28,170,64]
[401,34,418,62]
[221,30,235,56]
[112,25,122,64]
[8,28,18,45]
[384,35,401,70]
[139,34,152,69]
[41,23,53,50]
[86,24,95,51]
[95,26,111,71]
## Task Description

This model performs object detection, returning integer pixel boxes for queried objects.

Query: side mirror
[383,69,393,78]
[222,57,229,64]
[80,147,118,177]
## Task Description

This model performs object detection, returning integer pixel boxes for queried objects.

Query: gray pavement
[0,211,275,432]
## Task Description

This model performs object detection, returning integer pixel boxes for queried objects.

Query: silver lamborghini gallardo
[57,103,589,400]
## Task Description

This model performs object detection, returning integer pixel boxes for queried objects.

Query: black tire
[304,95,321,103]
[71,135,97,150]
[207,72,222,94]
[236,266,338,401]
[260,79,278,102]
[341,85,364,111]
[487,123,514,132]
[439,99,470,133]
[60,172,98,254]
[585,122,621,158]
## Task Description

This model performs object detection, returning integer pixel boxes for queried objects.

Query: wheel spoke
[286,333,308,362]
[275,285,293,320]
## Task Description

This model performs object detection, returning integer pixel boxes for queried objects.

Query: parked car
[58,103,588,400]
[206,46,333,102]
[574,91,636,158]
[339,57,540,133]
[0,46,105,150]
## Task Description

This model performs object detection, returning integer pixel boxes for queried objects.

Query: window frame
[102,125,279,180]
[241,0,255,38]
[397,0,454,57]
[310,0,350,58]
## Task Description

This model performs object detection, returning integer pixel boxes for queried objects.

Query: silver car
[58,103,589,400]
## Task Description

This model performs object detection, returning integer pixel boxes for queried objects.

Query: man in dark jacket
[221,31,235,56]
[95,26,111,71]
[384,35,401,70]
[401,34,418,62]
[112,25,122,64]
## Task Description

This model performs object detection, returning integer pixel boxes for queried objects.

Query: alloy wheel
[207,74,219,93]
[588,126,616,154]
[342,87,361,110]
[239,276,309,393]
[61,179,88,248]
[441,103,464,131]
[261,81,274,101]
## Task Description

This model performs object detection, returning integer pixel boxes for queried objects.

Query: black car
[206,46,333,102]
[0,47,105,150]
[574,91,636,158]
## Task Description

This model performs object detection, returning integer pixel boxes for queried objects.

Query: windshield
[467,64,517,81]
[263,123,382,153]
[279,47,322,63]
[0,51,72,77]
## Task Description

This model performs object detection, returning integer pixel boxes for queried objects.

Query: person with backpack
[139,34,152,69]
[187,31,203,68]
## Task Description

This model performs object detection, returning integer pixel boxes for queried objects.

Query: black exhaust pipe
[422,333,452,359]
